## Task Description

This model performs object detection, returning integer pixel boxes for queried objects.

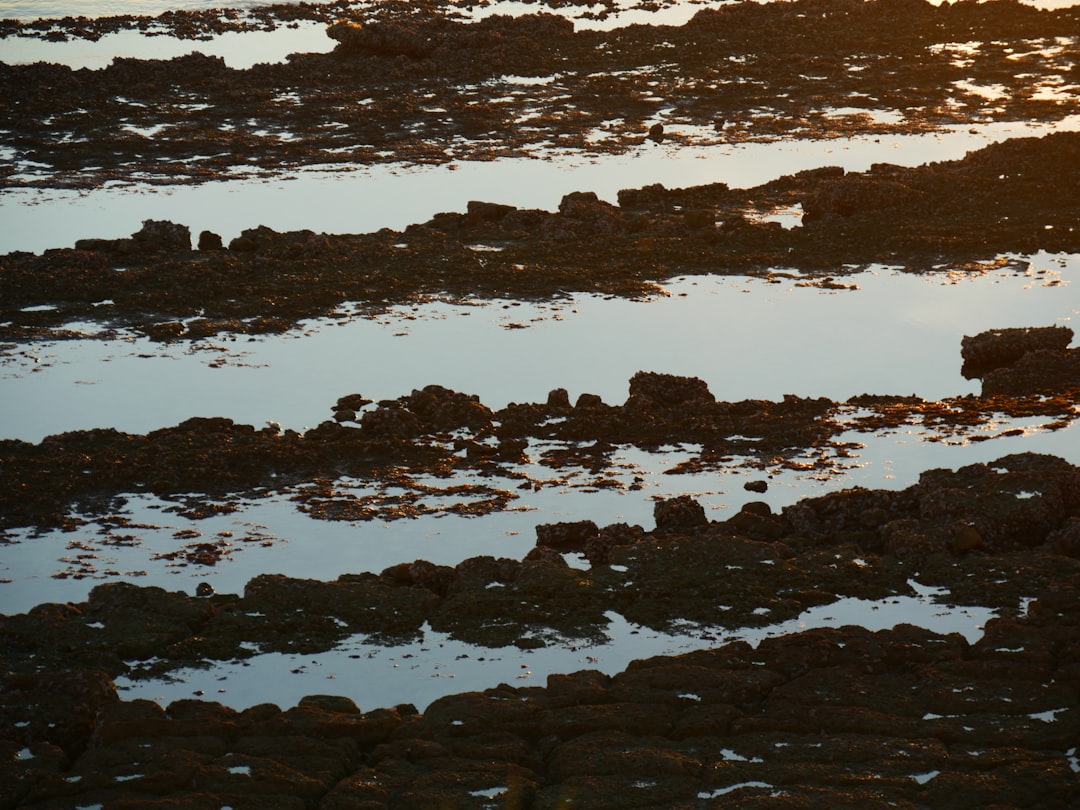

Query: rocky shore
[3,0,1079,189]
[4,131,1080,346]
[3,0,1080,806]
[3,447,1079,807]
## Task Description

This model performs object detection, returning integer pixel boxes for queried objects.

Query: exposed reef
[2,451,1079,808]
[3,132,1080,345]
[2,0,1079,189]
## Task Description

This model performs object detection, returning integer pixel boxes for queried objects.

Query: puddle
[0,21,334,69]
[0,409,1072,615]
[2,259,1075,442]
[114,587,996,713]
[4,117,1078,255]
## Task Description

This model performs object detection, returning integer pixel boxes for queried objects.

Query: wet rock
[1047,516,1080,557]
[575,392,604,409]
[327,19,433,59]
[406,384,493,431]
[744,479,769,493]
[535,520,599,553]
[546,388,571,408]
[0,670,118,760]
[802,176,920,223]
[584,522,646,566]
[359,403,424,439]
[335,393,373,411]
[144,320,187,341]
[546,192,624,239]
[626,371,713,408]
[653,494,708,530]
[961,325,1073,378]
[915,452,1080,551]
[197,230,224,251]
[466,200,516,222]
[682,208,715,230]
[980,346,1080,395]
[617,183,672,212]
[131,219,191,252]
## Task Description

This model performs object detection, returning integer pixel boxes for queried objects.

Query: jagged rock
[131,219,191,252]
[654,494,708,530]
[535,520,599,552]
[961,325,1073,378]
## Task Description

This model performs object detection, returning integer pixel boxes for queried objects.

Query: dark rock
[744,479,769,493]
[683,208,715,230]
[980,347,1080,395]
[0,670,118,759]
[406,385,493,431]
[626,371,713,408]
[466,200,516,221]
[131,219,191,252]
[327,19,433,58]
[802,176,920,222]
[961,325,1073,378]
[197,230,224,251]
[547,388,571,408]
[617,183,671,211]
[654,494,708,530]
[575,392,604,409]
[646,122,665,143]
[535,520,599,552]
[1047,516,1080,557]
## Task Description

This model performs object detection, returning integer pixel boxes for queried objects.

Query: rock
[228,234,257,251]
[1047,516,1080,557]
[0,670,119,759]
[406,385,493,431]
[617,183,671,212]
[584,522,646,566]
[131,219,191,252]
[654,495,708,530]
[802,176,919,222]
[547,388,571,408]
[961,325,1073,378]
[466,200,516,221]
[144,321,186,341]
[744,479,769,493]
[535,520,599,552]
[547,192,624,239]
[197,230,224,251]
[646,122,665,143]
[575,392,605,409]
[334,394,372,411]
[626,371,713,408]
[327,19,433,58]
[359,403,423,439]
[683,208,715,230]
[980,347,1080,395]
[558,190,602,216]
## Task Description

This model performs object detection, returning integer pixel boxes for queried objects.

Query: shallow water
[0,406,1072,614]
[4,117,1078,255]
[0,20,334,68]
[3,259,1076,442]
[116,589,997,713]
